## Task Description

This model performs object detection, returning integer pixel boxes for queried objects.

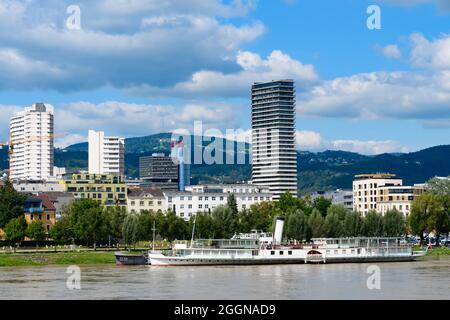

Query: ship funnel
[273,217,285,245]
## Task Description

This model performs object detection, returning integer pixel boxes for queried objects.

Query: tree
[285,210,310,241]
[313,197,332,217]
[324,205,348,237]
[163,211,189,241]
[382,209,405,237]
[105,206,127,246]
[308,209,326,238]
[122,215,140,248]
[67,199,107,250]
[0,181,26,229]
[410,193,439,244]
[427,194,450,246]
[238,202,274,233]
[427,177,450,196]
[49,217,73,244]
[210,205,236,239]
[361,211,383,237]
[5,216,27,251]
[27,220,47,241]
[227,193,239,217]
[343,212,362,237]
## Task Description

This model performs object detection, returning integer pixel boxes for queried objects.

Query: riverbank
[0,251,116,267]
[427,246,450,256]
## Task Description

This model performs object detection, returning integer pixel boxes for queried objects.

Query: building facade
[62,173,127,206]
[310,189,353,211]
[23,194,56,234]
[14,180,65,193]
[88,130,125,176]
[352,173,426,217]
[139,154,179,190]
[9,103,54,181]
[377,185,425,217]
[127,187,166,214]
[165,184,273,220]
[251,80,298,200]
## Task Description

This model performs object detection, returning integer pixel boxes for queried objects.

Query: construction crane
[3,133,66,182]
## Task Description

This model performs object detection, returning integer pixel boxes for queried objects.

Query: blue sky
[0,0,449,154]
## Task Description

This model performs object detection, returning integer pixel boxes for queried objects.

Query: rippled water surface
[0,257,449,300]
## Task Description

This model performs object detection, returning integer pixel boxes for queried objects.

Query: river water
[0,257,449,300]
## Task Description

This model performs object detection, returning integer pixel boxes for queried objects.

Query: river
[0,257,449,300]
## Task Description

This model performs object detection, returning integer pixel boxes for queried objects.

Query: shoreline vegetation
[0,245,449,268]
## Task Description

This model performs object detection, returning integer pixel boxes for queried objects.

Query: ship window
[326,250,330,254]
[279,251,284,255]
[342,250,346,254]
[334,250,338,254]
[288,251,292,255]
[271,251,275,255]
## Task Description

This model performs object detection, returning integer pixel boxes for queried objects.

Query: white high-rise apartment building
[88,130,125,176]
[251,80,298,200]
[9,103,54,181]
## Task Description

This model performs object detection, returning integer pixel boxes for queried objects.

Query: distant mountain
[1,134,449,194]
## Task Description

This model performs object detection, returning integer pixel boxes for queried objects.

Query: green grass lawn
[0,251,116,267]
[427,246,450,257]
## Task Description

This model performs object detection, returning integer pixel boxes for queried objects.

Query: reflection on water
[0,257,449,300]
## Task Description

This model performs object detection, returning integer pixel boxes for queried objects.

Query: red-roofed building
[24,194,57,234]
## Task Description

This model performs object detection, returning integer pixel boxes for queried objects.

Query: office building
[139,154,179,190]
[251,80,298,200]
[88,130,125,176]
[310,189,353,211]
[9,103,54,181]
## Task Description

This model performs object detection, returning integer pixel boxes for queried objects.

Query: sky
[0,0,449,155]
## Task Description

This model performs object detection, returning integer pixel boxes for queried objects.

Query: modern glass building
[251,80,298,199]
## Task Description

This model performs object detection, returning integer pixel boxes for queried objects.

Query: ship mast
[152,221,156,252]
[190,215,197,248]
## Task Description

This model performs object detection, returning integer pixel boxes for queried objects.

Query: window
[140,201,145,206]
[220,197,224,201]
[131,201,135,206]
[180,196,185,201]
[46,214,50,221]
[39,214,42,220]
[188,205,192,209]
[271,251,275,255]
[288,251,292,255]
[212,197,216,201]
[199,205,203,209]
[279,251,284,255]
[180,205,185,209]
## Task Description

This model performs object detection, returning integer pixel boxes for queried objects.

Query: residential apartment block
[165,184,273,219]
[9,103,54,181]
[62,173,127,206]
[353,173,424,217]
[377,185,424,217]
[88,130,125,176]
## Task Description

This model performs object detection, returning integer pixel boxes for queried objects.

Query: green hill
[1,134,449,193]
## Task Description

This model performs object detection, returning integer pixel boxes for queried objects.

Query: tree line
[0,177,448,248]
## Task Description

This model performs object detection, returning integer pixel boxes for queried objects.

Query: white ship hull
[149,248,422,266]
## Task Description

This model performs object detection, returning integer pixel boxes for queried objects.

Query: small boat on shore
[114,252,148,265]
[148,217,428,266]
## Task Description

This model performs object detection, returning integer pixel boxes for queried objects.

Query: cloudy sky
[0,0,449,154]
